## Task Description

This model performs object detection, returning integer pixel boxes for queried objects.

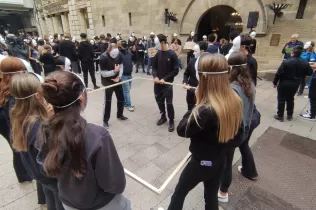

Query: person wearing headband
[0,57,33,184]
[297,41,315,94]
[183,41,207,110]
[273,45,313,122]
[152,34,179,132]
[219,51,258,203]
[167,53,243,210]
[37,71,129,210]
[9,73,64,210]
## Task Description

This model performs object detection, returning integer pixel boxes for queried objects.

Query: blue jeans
[121,75,132,107]
[147,57,151,73]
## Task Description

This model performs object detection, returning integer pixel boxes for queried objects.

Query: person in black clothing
[58,33,79,73]
[100,42,128,128]
[90,39,101,73]
[0,57,33,184]
[167,53,243,210]
[183,41,207,110]
[39,44,56,76]
[37,71,129,210]
[186,31,197,64]
[10,73,64,210]
[249,31,257,55]
[273,46,313,121]
[135,38,145,73]
[207,34,220,54]
[78,33,100,90]
[152,34,179,132]
[222,30,240,56]
[99,34,109,54]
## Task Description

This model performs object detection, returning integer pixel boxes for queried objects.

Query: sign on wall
[0,0,24,5]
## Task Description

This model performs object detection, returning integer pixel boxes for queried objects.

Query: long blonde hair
[192,53,242,143]
[10,73,48,152]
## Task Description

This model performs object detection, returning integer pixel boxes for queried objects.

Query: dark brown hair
[0,57,26,106]
[228,51,253,97]
[40,71,86,178]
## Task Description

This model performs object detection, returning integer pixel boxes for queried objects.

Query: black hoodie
[119,49,133,76]
[78,40,94,62]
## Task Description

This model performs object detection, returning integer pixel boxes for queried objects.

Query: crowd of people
[0,27,315,210]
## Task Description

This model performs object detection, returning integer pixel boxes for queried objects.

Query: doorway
[196,5,243,41]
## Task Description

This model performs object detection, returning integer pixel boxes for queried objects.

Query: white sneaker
[157,208,164,210]
[238,166,242,173]
[305,85,309,89]
[299,113,316,121]
[128,106,134,112]
[218,191,228,203]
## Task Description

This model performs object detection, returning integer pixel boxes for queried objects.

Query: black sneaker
[103,122,109,129]
[287,115,293,121]
[157,115,167,126]
[94,85,100,90]
[147,72,151,76]
[274,115,284,122]
[168,121,175,132]
[117,115,128,120]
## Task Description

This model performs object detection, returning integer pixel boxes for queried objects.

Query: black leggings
[42,183,64,210]
[277,83,299,117]
[186,89,196,111]
[168,157,224,210]
[81,61,97,87]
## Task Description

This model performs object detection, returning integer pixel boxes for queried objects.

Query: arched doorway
[196,5,243,41]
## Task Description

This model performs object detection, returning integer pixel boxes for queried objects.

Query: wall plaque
[270,34,281,46]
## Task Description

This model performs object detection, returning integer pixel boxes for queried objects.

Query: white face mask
[191,32,195,37]
[110,48,119,58]
[154,37,161,50]
[129,36,133,42]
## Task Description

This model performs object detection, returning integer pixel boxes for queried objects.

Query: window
[129,12,132,26]
[82,9,89,29]
[296,0,308,19]
[102,15,105,27]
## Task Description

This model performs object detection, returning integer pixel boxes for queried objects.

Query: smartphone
[200,160,212,167]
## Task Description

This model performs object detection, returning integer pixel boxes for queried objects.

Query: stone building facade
[36,0,316,61]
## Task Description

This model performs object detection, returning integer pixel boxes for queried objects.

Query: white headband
[198,71,229,75]
[229,63,247,67]
[50,72,86,109]
[1,70,25,74]
[15,93,37,100]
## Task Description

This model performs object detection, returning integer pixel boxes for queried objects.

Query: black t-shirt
[152,50,179,83]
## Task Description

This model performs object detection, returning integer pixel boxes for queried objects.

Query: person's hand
[159,79,165,84]
[183,84,190,90]
[154,77,159,83]
[111,77,120,83]
[114,64,120,73]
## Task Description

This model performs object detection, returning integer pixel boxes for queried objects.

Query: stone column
[78,9,87,34]
[61,12,70,33]
[52,15,59,34]
[68,0,81,38]
[86,1,94,37]
[46,16,55,35]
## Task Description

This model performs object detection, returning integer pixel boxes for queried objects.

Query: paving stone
[0,183,34,206]
[134,162,164,184]
[130,144,168,167]
[0,172,19,192]
[2,191,39,210]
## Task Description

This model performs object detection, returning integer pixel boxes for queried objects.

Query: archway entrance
[196,5,243,41]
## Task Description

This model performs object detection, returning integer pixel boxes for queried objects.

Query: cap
[150,32,155,35]
[304,41,312,49]
[173,33,178,37]
[202,35,207,39]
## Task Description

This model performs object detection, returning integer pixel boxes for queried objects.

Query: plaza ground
[1,70,315,210]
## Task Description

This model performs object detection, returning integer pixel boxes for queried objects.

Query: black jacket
[58,40,78,62]
[39,53,56,76]
[178,107,241,162]
[183,58,198,87]
[99,52,122,86]
[222,43,232,56]
[273,57,313,86]
[20,120,57,186]
[78,41,94,62]
[99,42,108,54]
[136,44,145,59]
[247,54,258,86]
[152,50,179,82]
[0,96,14,141]
[38,120,126,210]
[119,49,133,76]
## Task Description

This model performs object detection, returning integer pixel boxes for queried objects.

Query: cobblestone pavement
[0,70,315,210]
